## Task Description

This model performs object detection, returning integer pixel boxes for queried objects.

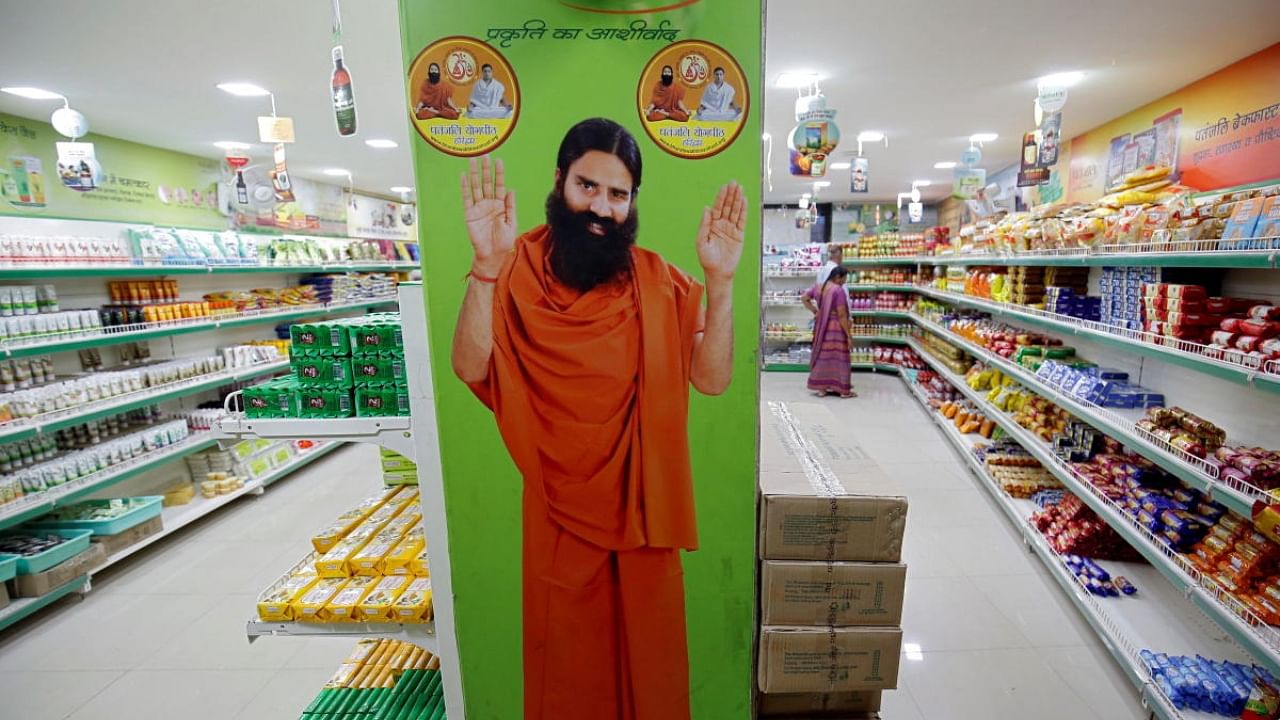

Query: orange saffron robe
[647,81,689,122]
[416,80,459,119]
[469,225,704,719]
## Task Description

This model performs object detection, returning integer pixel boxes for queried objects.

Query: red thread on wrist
[468,269,499,284]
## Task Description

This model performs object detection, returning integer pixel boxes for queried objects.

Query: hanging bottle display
[331,45,357,137]
[235,171,249,204]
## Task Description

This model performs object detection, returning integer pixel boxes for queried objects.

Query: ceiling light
[934,161,957,169]
[813,181,831,188]
[856,131,885,143]
[913,180,932,187]
[390,186,413,193]
[800,192,812,198]
[365,139,398,149]
[829,162,852,170]
[970,133,999,143]
[1,86,64,100]
[904,643,924,661]
[775,72,819,89]
[217,82,271,97]
[323,168,351,177]
[213,141,251,150]
[1038,71,1086,89]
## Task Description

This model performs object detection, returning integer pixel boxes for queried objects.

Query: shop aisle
[0,444,376,720]
[762,372,1148,720]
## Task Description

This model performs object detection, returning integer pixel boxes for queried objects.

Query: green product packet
[352,354,407,387]
[298,388,354,418]
[348,321,404,355]
[243,378,299,418]
[355,386,411,417]
[291,321,351,355]
[294,356,355,388]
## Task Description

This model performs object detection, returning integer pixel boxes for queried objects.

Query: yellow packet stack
[382,528,426,576]
[293,578,348,621]
[358,575,415,622]
[409,545,430,577]
[350,538,400,577]
[257,573,320,622]
[311,486,405,553]
[316,536,371,578]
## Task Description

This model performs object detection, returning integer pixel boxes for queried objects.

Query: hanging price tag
[258,116,296,143]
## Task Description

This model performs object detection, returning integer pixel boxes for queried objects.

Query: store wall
[398,2,761,718]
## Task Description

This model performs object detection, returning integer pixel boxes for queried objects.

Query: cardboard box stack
[758,401,909,717]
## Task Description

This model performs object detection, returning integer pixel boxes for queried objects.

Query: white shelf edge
[245,619,437,650]
[213,415,415,459]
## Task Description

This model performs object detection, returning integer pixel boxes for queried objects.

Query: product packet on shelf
[409,546,431,577]
[292,577,349,622]
[382,528,426,576]
[350,537,400,577]
[391,577,433,622]
[311,486,405,553]
[357,575,415,622]
[321,575,379,622]
[257,557,320,622]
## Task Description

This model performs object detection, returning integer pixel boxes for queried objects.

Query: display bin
[3,529,93,575]
[0,554,18,583]
[26,496,165,536]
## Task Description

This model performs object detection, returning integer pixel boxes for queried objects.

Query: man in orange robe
[452,118,745,719]
[414,62,460,120]
[645,65,691,122]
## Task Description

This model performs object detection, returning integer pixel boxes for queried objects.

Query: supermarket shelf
[0,296,398,360]
[0,359,289,444]
[0,434,219,531]
[844,248,1278,269]
[246,619,437,650]
[213,414,416,459]
[916,286,1280,394]
[907,336,1280,676]
[849,335,912,345]
[0,575,88,633]
[842,257,922,266]
[851,310,913,319]
[0,262,419,278]
[762,333,812,343]
[909,311,1263,518]
[900,372,1245,720]
[97,442,343,571]
[763,362,901,373]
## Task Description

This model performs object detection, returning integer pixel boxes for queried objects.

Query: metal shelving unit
[0,359,289,444]
[843,243,1279,269]
[0,262,419,278]
[900,370,1248,720]
[907,336,1280,676]
[915,286,1280,393]
[0,296,398,360]
[245,619,437,648]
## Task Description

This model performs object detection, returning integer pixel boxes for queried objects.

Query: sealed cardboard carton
[757,690,882,716]
[12,542,106,598]
[761,560,905,626]
[91,515,163,557]
[758,625,902,693]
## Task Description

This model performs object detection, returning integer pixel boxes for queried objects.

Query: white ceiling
[0,0,413,199]
[1,1,1276,206]
[763,0,1280,204]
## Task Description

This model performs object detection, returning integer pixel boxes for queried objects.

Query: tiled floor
[765,372,1148,719]
[0,444,375,720]
[0,377,1149,719]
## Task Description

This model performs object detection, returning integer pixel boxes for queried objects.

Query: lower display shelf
[0,574,88,633]
[246,619,437,651]
[907,336,1280,677]
[214,413,415,459]
[763,362,901,373]
[901,373,1249,720]
[98,442,343,571]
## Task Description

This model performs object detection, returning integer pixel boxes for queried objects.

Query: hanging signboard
[346,191,415,241]
[850,156,869,193]
[953,167,986,198]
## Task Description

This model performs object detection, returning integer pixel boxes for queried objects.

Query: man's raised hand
[460,156,516,277]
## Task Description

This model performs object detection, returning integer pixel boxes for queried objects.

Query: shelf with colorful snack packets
[901,369,1273,720]
[0,261,420,278]
[249,484,434,647]
[909,307,1276,519]
[299,639,445,720]
[0,295,397,361]
[906,336,1280,677]
[914,279,1280,392]
[0,351,288,444]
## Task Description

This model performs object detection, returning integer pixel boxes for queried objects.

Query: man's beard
[545,187,638,293]
[661,74,673,86]
[428,72,440,83]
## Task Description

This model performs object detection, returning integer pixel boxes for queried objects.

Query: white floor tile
[975,573,1101,648]
[138,594,302,671]
[902,488,995,529]
[1038,644,1149,719]
[0,670,122,720]
[902,648,1106,720]
[65,669,272,720]
[234,668,333,720]
[902,577,1032,652]
[878,461,972,491]
[879,687,926,720]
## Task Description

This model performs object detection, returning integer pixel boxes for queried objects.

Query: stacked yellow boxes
[255,485,432,624]
[757,401,909,717]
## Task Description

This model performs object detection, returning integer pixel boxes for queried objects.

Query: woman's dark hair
[555,118,643,194]
[825,266,849,284]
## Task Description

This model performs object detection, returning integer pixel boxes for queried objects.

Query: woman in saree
[802,265,855,397]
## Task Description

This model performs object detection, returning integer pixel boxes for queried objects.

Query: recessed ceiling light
[856,131,885,143]
[213,141,251,150]
[1038,71,1086,89]
[970,133,999,143]
[934,161,958,169]
[813,181,831,188]
[323,168,351,177]
[216,82,271,97]
[829,162,852,170]
[776,72,820,89]
[913,180,932,187]
[390,186,413,193]
[365,139,398,149]
[1,86,64,100]
[801,192,812,198]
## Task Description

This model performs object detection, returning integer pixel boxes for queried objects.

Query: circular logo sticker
[636,39,749,160]
[407,36,520,157]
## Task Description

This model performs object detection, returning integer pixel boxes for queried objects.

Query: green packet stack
[348,313,405,358]
[243,377,301,419]
[299,668,444,720]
